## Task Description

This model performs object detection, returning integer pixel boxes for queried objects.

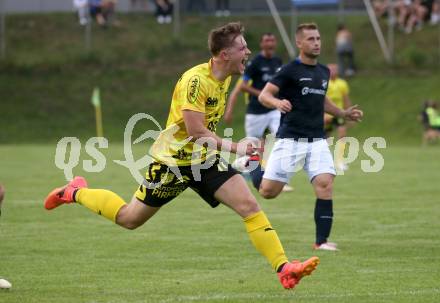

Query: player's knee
[116,206,142,230]
[118,219,142,230]
[259,182,281,199]
[123,222,141,230]
[236,196,260,217]
[315,179,333,195]
[259,187,279,199]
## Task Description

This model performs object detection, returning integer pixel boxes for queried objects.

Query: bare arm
[343,93,352,109]
[325,96,363,122]
[324,96,345,117]
[224,80,242,125]
[183,110,254,155]
[258,82,292,113]
[239,80,261,97]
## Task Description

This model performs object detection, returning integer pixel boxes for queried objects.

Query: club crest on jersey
[187,75,201,104]
[322,80,328,89]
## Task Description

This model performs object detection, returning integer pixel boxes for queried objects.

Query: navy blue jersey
[243,53,283,114]
[270,58,330,140]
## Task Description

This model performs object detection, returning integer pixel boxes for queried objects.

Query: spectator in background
[89,0,106,25]
[130,0,149,12]
[324,63,353,171]
[101,0,120,26]
[404,0,427,33]
[420,100,440,145]
[187,0,206,14]
[404,0,440,33]
[431,0,440,24]
[215,0,230,17]
[373,0,391,18]
[155,0,173,24]
[89,0,120,27]
[335,24,355,77]
[395,0,412,31]
[73,0,88,26]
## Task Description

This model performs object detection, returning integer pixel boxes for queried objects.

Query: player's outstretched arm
[259,83,291,113]
[344,105,363,122]
[324,97,363,122]
[224,80,242,124]
[343,92,352,110]
[239,79,261,97]
[324,96,344,117]
[183,110,254,155]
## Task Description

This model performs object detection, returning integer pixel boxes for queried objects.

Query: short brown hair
[208,22,244,56]
[296,23,319,36]
[260,32,275,41]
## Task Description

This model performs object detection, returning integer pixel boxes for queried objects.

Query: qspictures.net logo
[54,113,386,187]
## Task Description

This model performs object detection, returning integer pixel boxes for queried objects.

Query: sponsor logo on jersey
[187,75,201,104]
[172,148,191,160]
[299,77,312,81]
[206,97,218,107]
[301,87,326,96]
[262,73,274,82]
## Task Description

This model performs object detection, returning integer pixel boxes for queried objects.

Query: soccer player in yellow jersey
[324,63,353,171]
[44,22,319,289]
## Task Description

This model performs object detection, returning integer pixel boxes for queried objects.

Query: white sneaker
[0,278,12,289]
[313,242,338,251]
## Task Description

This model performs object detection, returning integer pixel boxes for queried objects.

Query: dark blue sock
[314,199,333,245]
[249,162,264,190]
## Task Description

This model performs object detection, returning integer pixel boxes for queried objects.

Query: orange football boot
[277,256,320,289]
[44,176,88,210]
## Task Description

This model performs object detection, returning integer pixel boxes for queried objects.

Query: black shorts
[134,157,238,208]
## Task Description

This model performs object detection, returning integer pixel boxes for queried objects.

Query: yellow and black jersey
[150,60,231,166]
[326,78,349,110]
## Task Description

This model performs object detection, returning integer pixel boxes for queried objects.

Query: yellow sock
[244,211,289,271]
[75,188,126,222]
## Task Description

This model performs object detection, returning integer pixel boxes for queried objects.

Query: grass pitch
[0,144,439,302]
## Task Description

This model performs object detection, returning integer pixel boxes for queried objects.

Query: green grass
[2,12,440,300]
[1,13,440,143]
[1,144,440,302]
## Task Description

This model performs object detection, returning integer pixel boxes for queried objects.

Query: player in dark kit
[244,23,363,251]
[225,33,293,192]
[225,33,283,139]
